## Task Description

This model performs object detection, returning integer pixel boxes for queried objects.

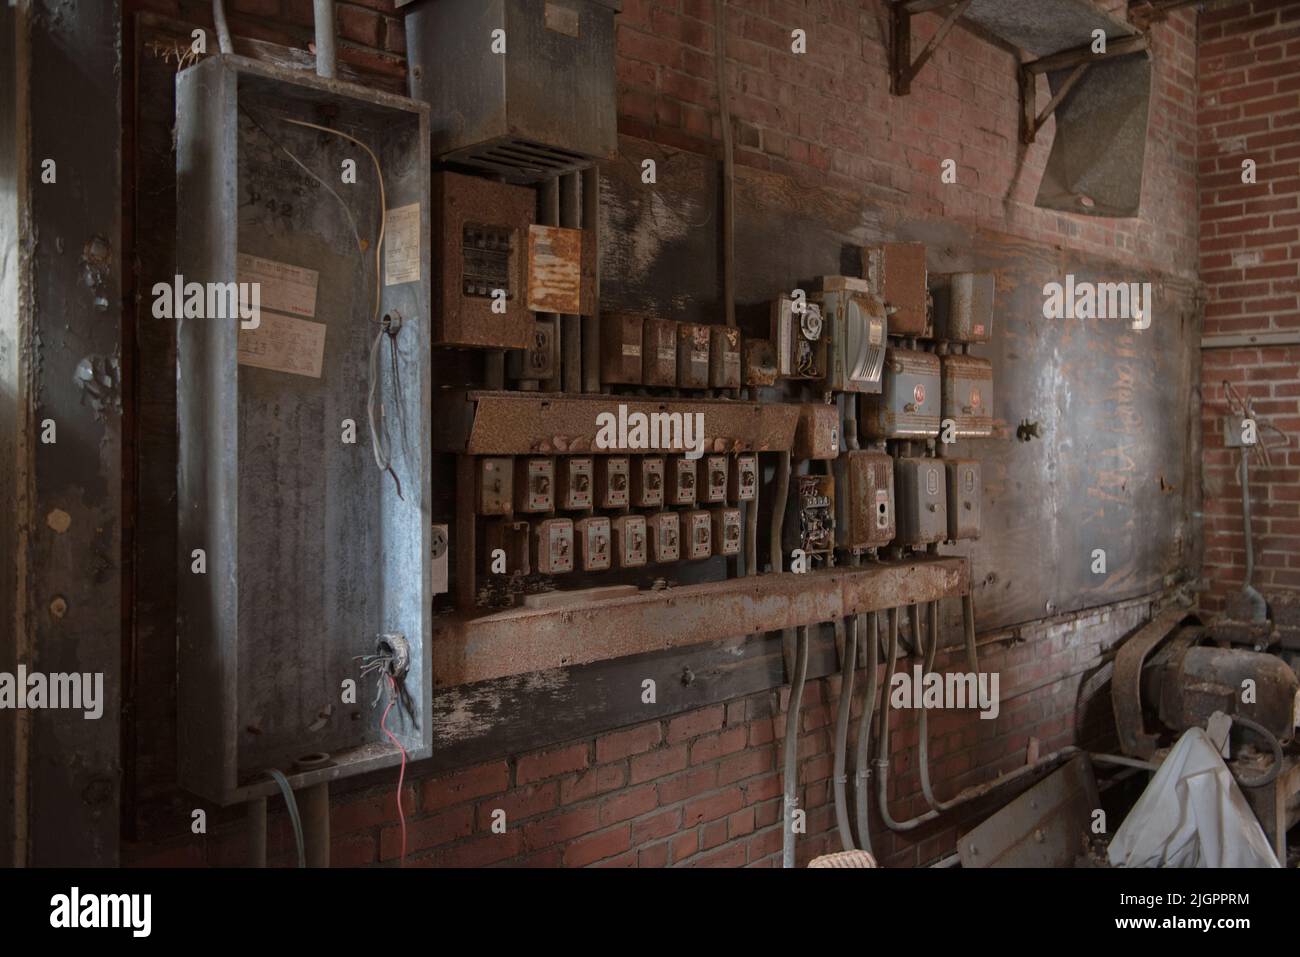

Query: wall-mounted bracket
[890,0,974,96]
[1018,33,1149,143]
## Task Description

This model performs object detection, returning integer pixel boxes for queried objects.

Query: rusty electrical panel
[712,508,743,557]
[933,272,995,343]
[895,457,947,546]
[526,224,585,315]
[576,516,612,571]
[669,455,698,506]
[818,276,888,394]
[515,457,555,513]
[648,511,681,563]
[773,295,826,380]
[742,339,779,388]
[596,456,630,508]
[709,326,742,389]
[642,319,678,387]
[794,404,841,460]
[559,456,594,510]
[612,514,648,568]
[703,455,729,504]
[600,312,644,385]
[945,459,982,541]
[633,456,665,507]
[730,453,758,502]
[677,323,711,389]
[685,510,713,560]
[786,474,836,561]
[861,348,941,439]
[862,242,928,336]
[941,354,994,438]
[533,518,575,574]
[834,450,895,549]
[477,456,514,515]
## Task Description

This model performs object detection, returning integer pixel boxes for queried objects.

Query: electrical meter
[861,348,941,439]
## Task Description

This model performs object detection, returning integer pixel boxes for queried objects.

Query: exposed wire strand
[380,675,409,867]
[265,769,306,868]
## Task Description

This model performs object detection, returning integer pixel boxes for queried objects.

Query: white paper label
[385,203,421,286]
[237,253,318,318]
[238,311,327,378]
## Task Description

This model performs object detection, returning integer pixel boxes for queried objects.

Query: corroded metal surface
[1111,607,1200,758]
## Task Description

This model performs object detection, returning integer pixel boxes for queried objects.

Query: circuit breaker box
[895,457,947,546]
[861,348,941,439]
[515,457,555,512]
[730,453,758,502]
[533,518,575,574]
[633,456,665,507]
[677,323,711,389]
[863,242,928,336]
[669,456,698,506]
[176,56,432,804]
[794,404,840,460]
[944,459,981,541]
[710,326,742,389]
[834,450,895,549]
[612,514,648,568]
[600,312,644,385]
[576,516,612,571]
[648,511,680,563]
[685,510,713,560]
[703,455,729,504]
[712,508,743,557]
[940,355,994,438]
[933,272,994,343]
[559,456,594,510]
[596,456,630,508]
[817,277,887,394]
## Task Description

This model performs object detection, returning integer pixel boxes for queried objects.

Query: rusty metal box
[834,450,895,549]
[772,295,826,379]
[711,508,743,556]
[514,457,555,513]
[895,457,947,546]
[944,459,981,541]
[576,515,612,571]
[405,0,620,182]
[677,323,711,389]
[507,318,558,380]
[527,224,595,315]
[862,242,928,336]
[647,511,680,563]
[477,456,514,515]
[432,170,533,349]
[668,455,698,506]
[632,456,665,507]
[558,456,593,510]
[941,354,993,438]
[685,510,713,560]
[793,404,841,460]
[861,348,941,439]
[743,339,778,387]
[730,453,758,502]
[642,319,678,387]
[596,455,630,508]
[484,518,530,575]
[785,474,835,559]
[819,277,888,394]
[933,272,994,343]
[532,518,575,574]
[599,312,644,385]
[709,326,742,389]
[702,455,729,504]
[612,514,648,568]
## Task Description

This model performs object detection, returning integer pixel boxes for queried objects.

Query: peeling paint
[73,353,121,419]
[46,509,71,533]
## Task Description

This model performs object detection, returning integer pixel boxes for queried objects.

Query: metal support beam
[1021,62,1089,144]
[1024,32,1149,75]
[890,0,973,96]
[1202,330,1300,350]
[1018,34,1149,144]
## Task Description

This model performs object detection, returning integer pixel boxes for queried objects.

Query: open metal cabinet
[175,55,432,805]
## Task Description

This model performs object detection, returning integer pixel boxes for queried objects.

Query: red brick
[597,722,664,762]
[516,742,590,785]
[565,825,632,867]
[422,761,509,812]
[665,705,726,744]
[381,805,473,861]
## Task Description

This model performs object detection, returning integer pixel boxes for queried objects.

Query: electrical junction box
[794,404,840,460]
[933,272,995,343]
[861,348,941,439]
[742,338,778,388]
[648,511,680,563]
[612,514,648,568]
[484,519,530,574]
[944,459,981,542]
[599,312,644,385]
[895,457,947,546]
[642,319,678,387]
[940,354,994,438]
[507,319,558,380]
[712,508,743,557]
[515,457,555,513]
[785,474,835,560]
[576,516,612,571]
[709,326,742,389]
[703,455,729,504]
[596,456,630,508]
[633,456,665,507]
[533,518,575,574]
[176,55,432,804]
[669,455,698,506]
[559,456,593,510]
[677,323,711,389]
[404,0,621,182]
[477,457,514,515]
[862,242,928,336]
[834,450,895,549]
[817,277,888,394]
[773,295,826,380]
[685,510,713,560]
[432,170,533,349]
[730,453,758,502]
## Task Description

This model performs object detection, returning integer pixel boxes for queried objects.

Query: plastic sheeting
[1108,727,1281,868]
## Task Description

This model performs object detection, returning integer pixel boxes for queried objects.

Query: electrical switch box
[703,455,729,504]
[862,242,928,336]
[532,518,575,574]
[933,272,994,343]
[484,519,530,575]
[559,456,594,510]
[600,312,644,385]
[432,170,533,349]
[773,296,826,379]
[642,319,677,387]
[596,456,630,508]
[612,514,648,568]
[677,323,711,389]
[633,456,665,507]
[944,459,981,542]
[730,453,758,503]
[685,510,712,560]
[507,319,558,380]
[712,508,743,557]
[940,354,993,438]
[515,457,555,513]
[477,457,514,515]
[834,450,895,549]
[647,511,680,563]
[669,455,698,506]
[794,404,840,460]
[709,326,742,389]
[785,474,835,560]
[861,348,941,439]
[895,457,947,546]
[743,339,779,388]
[818,277,888,394]
[576,515,612,571]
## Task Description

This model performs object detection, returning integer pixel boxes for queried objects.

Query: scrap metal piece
[1111,607,1201,758]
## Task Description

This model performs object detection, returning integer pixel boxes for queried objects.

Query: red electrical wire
[380,674,408,867]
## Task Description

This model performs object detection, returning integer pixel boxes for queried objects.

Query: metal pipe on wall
[782,625,810,869]
[313,0,336,79]
[581,165,601,394]
[832,613,859,851]
[852,609,882,854]
[212,0,234,54]
[541,177,562,393]
[560,172,582,395]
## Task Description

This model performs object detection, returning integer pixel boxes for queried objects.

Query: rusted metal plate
[430,557,968,686]
[862,242,928,336]
[526,224,582,314]
[434,390,802,455]
[1111,607,1200,758]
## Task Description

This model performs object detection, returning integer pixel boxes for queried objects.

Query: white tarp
[1108,727,1281,868]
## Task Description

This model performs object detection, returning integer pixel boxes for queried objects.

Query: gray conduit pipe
[581,165,601,394]
[212,0,234,54]
[314,0,337,79]
[852,608,882,854]
[918,595,981,812]
[782,625,810,868]
[832,612,859,851]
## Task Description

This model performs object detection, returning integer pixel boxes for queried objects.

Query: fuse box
[730,453,758,502]
[862,242,928,336]
[834,450,895,549]
[933,272,994,343]
[559,456,594,510]
[794,404,840,460]
[677,323,711,389]
[477,457,514,515]
[895,457,947,546]
[669,456,698,506]
[596,456,630,508]
[944,459,981,542]
[773,295,826,380]
[533,518,575,574]
[861,348,941,439]
[785,474,835,560]
[818,276,888,394]
[703,455,729,504]
[685,510,713,560]
[515,457,555,513]
[940,354,993,438]
[709,326,742,389]
[643,319,678,387]
[633,456,665,507]
[507,319,558,381]
[599,312,644,385]
[612,514,648,568]
[712,508,743,557]
[743,339,779,388]
[647,511,680,563]
[485,519,530,575]
[576,516,612,571]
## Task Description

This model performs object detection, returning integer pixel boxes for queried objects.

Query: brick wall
[1198,0,1300,611]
